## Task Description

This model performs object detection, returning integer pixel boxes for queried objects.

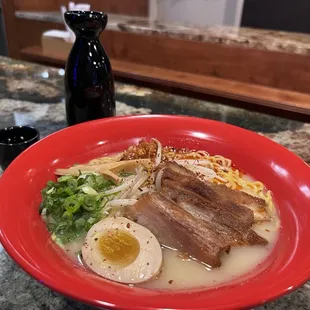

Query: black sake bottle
[64,11,116,126]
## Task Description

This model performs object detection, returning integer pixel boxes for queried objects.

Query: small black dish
[0,126,40,170]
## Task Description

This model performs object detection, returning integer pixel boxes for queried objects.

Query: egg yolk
[98,229,140,267]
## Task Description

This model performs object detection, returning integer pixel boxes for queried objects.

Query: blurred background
[1,0,310,58]
[1,0,310,118]
[0,3,310,310]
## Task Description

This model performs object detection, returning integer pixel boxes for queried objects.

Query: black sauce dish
[0,126,40,170]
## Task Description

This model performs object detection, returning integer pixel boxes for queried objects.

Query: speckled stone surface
[15,10,310,56]
[0,56,310,310]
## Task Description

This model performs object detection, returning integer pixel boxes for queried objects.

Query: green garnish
[120,171,134,177]
[41,173,115,245]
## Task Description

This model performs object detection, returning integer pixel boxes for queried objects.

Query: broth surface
[62,166,279,290]
[142,221,278,289]
[64,220,278,290]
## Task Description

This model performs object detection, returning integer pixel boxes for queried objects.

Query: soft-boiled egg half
[82,216,163,284]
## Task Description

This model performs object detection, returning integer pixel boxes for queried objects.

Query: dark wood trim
[13,0,149,16]
[101,30,310,95]
[20,46,310,116]
[117,76,310,124]
[2,1,148,58]
[2,0,19,57]
[21,46,65,67]
[113,60,310,116]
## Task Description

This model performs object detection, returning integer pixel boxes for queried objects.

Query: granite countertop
[0,55,310,310]
[15,10,310,56]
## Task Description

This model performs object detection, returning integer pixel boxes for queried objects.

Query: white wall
[149,0,245,27]
[223,0,245,26]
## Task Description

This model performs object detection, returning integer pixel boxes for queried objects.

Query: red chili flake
[126,223,131,229]
[168,280,173,284]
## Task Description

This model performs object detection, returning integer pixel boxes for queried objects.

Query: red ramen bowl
[0,115,310,309]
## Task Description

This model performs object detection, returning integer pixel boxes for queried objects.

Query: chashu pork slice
[124,192,231,268]
[161,178,267,246]
[207,182,271,222]
[161,162,271,222]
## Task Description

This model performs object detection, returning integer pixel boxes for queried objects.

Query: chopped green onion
[62,211,73,220]
[58,175,72,182]
[84,195,96,207]
[82,186,98,195]
[67,178,78,189]
[64,187,74,196]
[46,187,55,195]
[120,171,134,177]
[40,172,117,244]
[75,218,86,230]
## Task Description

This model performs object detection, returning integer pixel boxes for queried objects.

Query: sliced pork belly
[123,162,269,268]
[124,192,231,268]
[162,178,267,246]
[207,182,271,222]
[161,162,271,222]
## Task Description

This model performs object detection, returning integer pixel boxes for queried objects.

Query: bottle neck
[71,36,108,65]
[75,36,100,42]
[65,11,107,40]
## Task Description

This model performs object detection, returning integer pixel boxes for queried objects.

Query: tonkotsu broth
[64,219,279,290]
[143,221,278,289]
[59,150,279,290]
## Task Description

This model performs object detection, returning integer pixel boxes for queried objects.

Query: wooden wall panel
[14,0,149,16]
[4,0,148,58]
[101,31,310,94]
[5,0,310,97]
[17,20,65,51]
[6,10,310,96]
[2,0,19,57]
[20,45,310,116]
[58,0,149,16]
[14,0,59,11]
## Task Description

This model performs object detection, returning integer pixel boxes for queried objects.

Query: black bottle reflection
[64,11,116,126]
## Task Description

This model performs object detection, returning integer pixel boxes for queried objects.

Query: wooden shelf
[21,46,310,116]
[21,46,65,67]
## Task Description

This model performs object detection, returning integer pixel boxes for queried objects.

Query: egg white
[82,216,163,284]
